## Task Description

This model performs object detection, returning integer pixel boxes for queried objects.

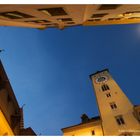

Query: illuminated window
[110,102,117,109]
[102,84,110,91]
[115,115,125,125]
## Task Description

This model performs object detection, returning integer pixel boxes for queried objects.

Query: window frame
[106,93,111,97]
[115,115,125,125]
[110,102,117,109]
[101,84,110,92]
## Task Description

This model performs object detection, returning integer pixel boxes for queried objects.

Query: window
[25,20,50,23]
[98,5,121,10]
[101,84,110,91]
[123,11,140,16]
[91,130,95,135]
[88,19,101,22]
[7,94,11,102]
[66,22,75,24]
[106,93,111,97]
[57,18,73,22]
[119,132,132,136]
[0,76,5,91]
[129,17,140,19]
[91,13,108,18]
[38,7,67,16]
[42,24,54,26]
[108,18,121,21]
[110,102,117,109]
[115,115,125,125]
[123,133,132,136]
[0,11,34,19]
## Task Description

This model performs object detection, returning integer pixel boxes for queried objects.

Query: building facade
[0,5,140,29]
[62,69,140,136]
[0,60,36,136]
[62,114,103,136]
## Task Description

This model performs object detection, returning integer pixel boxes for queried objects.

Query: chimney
[81,114,89,123]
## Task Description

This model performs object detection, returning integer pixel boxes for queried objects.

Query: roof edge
[61,116,101,131]
[89,68,109,79]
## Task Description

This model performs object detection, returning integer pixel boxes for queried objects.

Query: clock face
[96,76,108,83]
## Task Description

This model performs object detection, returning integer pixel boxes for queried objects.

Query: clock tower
[90,69,140,136]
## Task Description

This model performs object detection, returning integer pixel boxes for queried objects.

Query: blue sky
[0,24,140,135]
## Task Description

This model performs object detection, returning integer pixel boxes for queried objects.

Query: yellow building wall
[0,61,21,135]
[0,110,14,136]
[0,89,20,135]
[63,122,103,136]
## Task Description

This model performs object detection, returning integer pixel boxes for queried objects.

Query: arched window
[102,85,105,91]
[101,84,110,91]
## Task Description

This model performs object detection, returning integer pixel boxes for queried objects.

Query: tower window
[91,130,95,135]
[110,102,117,109]
[106,93,111,97]
[115,115,125,125]
[102,84,110,91]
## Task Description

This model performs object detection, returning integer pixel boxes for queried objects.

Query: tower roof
[89,68,109,79]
